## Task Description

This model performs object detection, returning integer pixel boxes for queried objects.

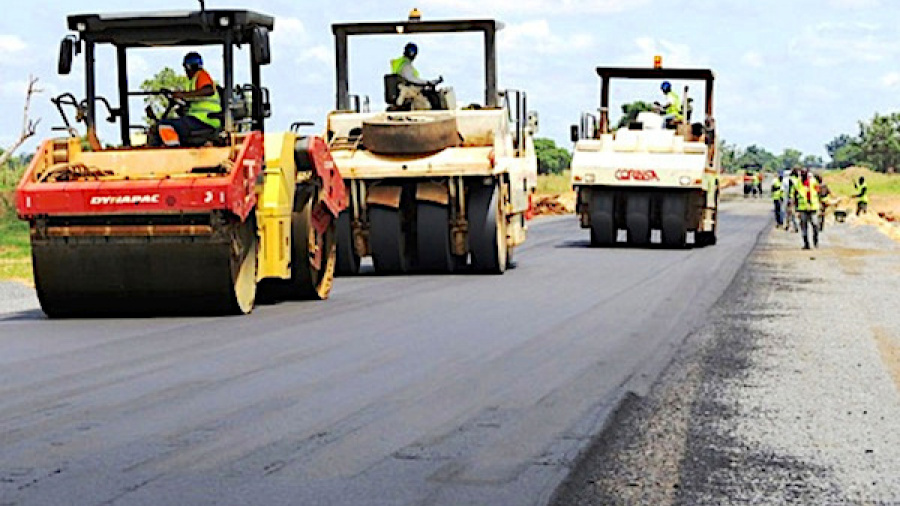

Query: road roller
[15,9,346,317]
[327,10,538,275]
[569,58,720,248]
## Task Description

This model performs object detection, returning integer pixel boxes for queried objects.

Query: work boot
[802,244,810,250]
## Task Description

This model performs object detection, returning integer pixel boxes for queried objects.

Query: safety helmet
[403,42,418,58]
[661,81,672,93]
[183,52,203,72]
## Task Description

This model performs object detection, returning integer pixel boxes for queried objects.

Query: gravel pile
[552,218,900,505]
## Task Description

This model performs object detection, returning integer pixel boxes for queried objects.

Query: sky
[1,0,899,160]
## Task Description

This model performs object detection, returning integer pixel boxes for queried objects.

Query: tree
[139,67,190,124]
[534,138,572,175]
[615,101,654,130]
[826,134,854,167]
[802,154,823,168]
[0,75,42,169]
[856,112,900,172]
[832,143,862,169]
[718,140,740,173]
[735,144,777,172]
[777,148,803,171]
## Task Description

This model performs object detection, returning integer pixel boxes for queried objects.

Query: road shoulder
[550,219,900,505]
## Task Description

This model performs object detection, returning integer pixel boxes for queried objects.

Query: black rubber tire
[625,192,651,246]
[335,210,360,276]
[468,183,507,274]
[281,190,337,300]
[416,202,459,272]
[362,114,457,155]
[661,193,688,248]
[369,206,410,274]
[589,190,616,246]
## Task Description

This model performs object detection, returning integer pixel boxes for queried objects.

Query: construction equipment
[327,10,538,275]
[15,9,346,317]
[570,60,720,247]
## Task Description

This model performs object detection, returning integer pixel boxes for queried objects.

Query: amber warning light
[653,55,662,69]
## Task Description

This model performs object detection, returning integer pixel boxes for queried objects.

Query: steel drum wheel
[281,188,337,300]
[335,210,361,276]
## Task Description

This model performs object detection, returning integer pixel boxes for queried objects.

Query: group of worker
[770,170,869,250]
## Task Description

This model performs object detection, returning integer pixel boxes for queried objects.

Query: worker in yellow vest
[771,176,784,227]
[391,43,443,110]
[792,168,821,249]
[149,52,222,147]
[853,176,869,215]
[655,81,683,128]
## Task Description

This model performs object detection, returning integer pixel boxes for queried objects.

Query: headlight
[679,176,692,186]
[585,173,596,183]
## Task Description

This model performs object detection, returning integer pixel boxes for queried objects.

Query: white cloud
[271,17,308,50]
[741,51,764,68]
[0,34,25,53]
[789,21,900,66]
[499,20,594,55]
[421,0,649,14]
[828,0,881,8]
[881,71,900,88]
[625,37,706,68]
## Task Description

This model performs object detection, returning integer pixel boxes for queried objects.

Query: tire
[277,188,337,300]
[369,206,410,274]
[362,114,458,155]
[416,202,460,272]
[335,210,360,276]
[468,182,508,274]
[625,192,651,246]
[661,193,688,248]
[589,190,616,246]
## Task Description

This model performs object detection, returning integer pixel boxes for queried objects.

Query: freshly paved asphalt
[0,199,769,506]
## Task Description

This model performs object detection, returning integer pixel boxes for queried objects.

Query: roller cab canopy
[58,9,274,147]
[67,10,274,46]
[331,16,503,110]
[594,66,716,119]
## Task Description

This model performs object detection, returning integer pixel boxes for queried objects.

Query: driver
[149,52,222,147]
[390,43,443,110]
[654,81,683,128]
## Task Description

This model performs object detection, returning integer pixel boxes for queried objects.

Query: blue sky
[1,0,899,159]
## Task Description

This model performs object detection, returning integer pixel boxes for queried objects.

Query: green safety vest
[390,56,420,78]
[771,179,784,201]
[187,72,222,129]
[666,91,683,120]
[792,176,820,212]
[856,181,869,204]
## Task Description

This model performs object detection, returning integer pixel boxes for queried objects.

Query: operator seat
[384,74,405,111]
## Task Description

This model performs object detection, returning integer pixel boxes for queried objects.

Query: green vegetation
[534,138,572,175]
[0,154,31,283]
[823,167,900,198]
[140,67,190,124]
[537,170,571,194]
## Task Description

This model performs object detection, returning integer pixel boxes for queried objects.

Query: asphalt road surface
[0,199,769,506]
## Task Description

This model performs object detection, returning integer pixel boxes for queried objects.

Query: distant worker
[149,52,221,147]
[816,173,832,231]
[755,171,764,197]
[390,42,443,110]
[654,81,683,127]
[792,168,821,249]
[853,176,869,215]
[771,175,784,227]
[784,168,800,232]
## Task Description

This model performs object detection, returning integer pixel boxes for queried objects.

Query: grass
[0,168,33,283]
[537,170,572,194]
[823,167,900,197]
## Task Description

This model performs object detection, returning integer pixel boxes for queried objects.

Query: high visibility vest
[857,182,869,204]
[187,71,222,129]
[771,179,784,201]
[793,176,820,212]
[666,91,683,120]
[390,56,420,78]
